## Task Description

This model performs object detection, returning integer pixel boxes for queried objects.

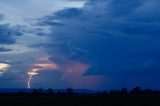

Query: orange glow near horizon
[60,61,103,89]
[27,55,102,89]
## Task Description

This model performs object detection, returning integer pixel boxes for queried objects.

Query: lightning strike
[27,58,58,88]
[27,69,39,89]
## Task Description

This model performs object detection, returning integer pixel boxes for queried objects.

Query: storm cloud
[0,0,160,89]
[0,24,22,44]
[37,0,160,87]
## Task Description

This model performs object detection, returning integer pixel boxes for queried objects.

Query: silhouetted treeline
[98,87,160,95]
[0,87,160,106]
[0,87,160,96]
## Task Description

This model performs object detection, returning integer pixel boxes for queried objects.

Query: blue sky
[0,0,160,90]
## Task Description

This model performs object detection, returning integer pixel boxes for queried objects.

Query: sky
[0,0,160,90]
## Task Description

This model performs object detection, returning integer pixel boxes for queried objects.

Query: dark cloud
[0,24,23,44]
[37,0,160,77]
[54,8,82,19]
[0,47,12,52]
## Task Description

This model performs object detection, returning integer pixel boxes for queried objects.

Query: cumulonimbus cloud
[36,0,160,76]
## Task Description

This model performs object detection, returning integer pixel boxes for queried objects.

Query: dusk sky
[0,0,160,90]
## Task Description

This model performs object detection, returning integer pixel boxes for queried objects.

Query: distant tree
[110,90,120,95]
[130,87,141,94]
[102,90,108,95]
[120,88,128,94]
[57,90,64,95]
[32,88,44,95]
[47,88,54,95]
[17,91,27,96]
[66,88,74,95]
[143,89,152,95]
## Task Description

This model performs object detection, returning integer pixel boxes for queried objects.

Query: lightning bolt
[27,69,38,89]
[27,63,58,88]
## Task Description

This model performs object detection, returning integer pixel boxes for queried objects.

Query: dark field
[0,95,160,106]
[0,87,160,106]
